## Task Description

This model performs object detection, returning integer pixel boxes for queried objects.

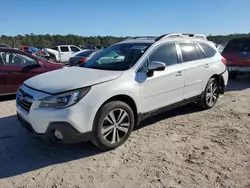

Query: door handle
[175,71,183,76]
[204,64,209,68]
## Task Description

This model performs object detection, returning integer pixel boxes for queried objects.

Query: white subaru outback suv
[16,33,228,150]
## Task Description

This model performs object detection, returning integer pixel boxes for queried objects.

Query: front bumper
[17,113,92,143]
[227,66,250,73]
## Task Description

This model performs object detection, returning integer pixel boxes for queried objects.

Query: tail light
[221,58,227,65]
[79,57,87,63]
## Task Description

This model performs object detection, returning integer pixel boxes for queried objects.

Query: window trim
[196,43,208,58]
[137,42,180,72]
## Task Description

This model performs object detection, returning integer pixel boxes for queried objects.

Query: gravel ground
[0,75,250,188]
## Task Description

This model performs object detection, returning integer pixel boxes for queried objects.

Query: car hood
[24,67,122,94]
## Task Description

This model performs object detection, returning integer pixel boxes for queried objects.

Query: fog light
[54,130,63,140]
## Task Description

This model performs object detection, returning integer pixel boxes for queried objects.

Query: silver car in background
[69,50,101,66]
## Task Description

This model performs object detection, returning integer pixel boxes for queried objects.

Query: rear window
[199,43,216,58]
[223,38,250,52]
[76,51,93,57]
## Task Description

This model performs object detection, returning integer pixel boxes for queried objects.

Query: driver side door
[0,51,45,94]
[136,43,184,113]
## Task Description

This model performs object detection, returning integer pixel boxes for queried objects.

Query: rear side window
[70,46,80,52]
[179,43,200,62]
[60,46,69,52]
[199,43,216,58]
[223,39,250,52]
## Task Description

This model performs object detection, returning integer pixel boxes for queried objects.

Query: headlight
[39,87,91,109]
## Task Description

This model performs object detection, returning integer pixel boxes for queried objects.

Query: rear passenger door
[178,42,207,99]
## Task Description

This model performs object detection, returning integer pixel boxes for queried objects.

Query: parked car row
[15,33,229,150]
[44,45,87,63]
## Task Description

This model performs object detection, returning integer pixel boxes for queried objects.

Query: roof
[119,39,155,44]
[120,33,208,44]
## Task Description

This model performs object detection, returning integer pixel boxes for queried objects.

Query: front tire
[198,78,219,110]
[92,101,135,150]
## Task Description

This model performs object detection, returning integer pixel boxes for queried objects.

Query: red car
[0,48,64,95]
[222,37,250,79]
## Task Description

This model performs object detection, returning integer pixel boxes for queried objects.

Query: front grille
[17,89,33,113]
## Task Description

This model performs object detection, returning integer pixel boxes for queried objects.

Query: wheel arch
[210,74,225,94]
[211,74,224,85]
[96,94,140,126]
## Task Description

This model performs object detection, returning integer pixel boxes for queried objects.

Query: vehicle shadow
[226,74,250,92]
[0,115,103,179]
[0,94,16,102]
[0,104,201,179]
[135,103,201,131]
[0,74,248,179]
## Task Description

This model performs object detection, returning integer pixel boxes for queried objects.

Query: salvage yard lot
[0,76,250,188]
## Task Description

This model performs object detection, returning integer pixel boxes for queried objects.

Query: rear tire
[198,78,219,110]
[48,55,57,62]
[91,101,134,150]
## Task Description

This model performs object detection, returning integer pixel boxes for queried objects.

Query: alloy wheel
[101,108,130,144]
[206,82,218,106]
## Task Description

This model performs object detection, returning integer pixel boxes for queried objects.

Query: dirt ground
[0,75,250,188]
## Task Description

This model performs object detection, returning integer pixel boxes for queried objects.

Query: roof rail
[156,33,207,41]
[124,36,158,41]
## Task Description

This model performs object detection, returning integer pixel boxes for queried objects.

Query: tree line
[0,32,250,48]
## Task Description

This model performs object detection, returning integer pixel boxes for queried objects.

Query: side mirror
[147,61,165,77]
[148,61,165,71]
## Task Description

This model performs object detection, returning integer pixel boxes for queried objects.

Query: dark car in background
[0,48,64,95]
[222,37,250,79]
[69,50,100,66]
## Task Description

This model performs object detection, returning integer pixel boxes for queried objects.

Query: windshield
[81,43,151,71]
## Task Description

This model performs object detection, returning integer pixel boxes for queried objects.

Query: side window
[52,47,58,51]
[70,46,80,52]
[60,46,69,52]
[199,43,216,58]
[149,43,178,66]
[0,52,37,66]
[179,43,200,62]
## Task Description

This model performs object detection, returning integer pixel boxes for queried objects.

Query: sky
[1,0,250,36]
